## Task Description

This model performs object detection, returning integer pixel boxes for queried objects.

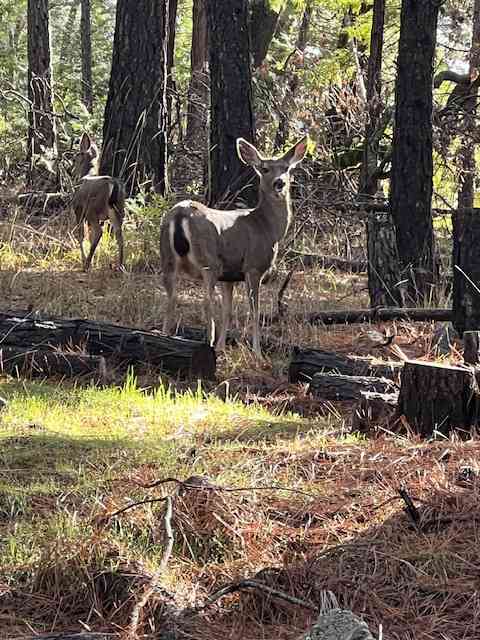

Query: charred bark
[397,360,479,436]
[367,213,404,307]
[206,0,256,206]
[101,0,172,195]
[27,0,57,187]
[452,210,480,335]
[0,311,216,380]
[309,373,397,401]
[389,0,440,302]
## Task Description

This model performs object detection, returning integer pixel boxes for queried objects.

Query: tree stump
[397,360,479,436]
[463,331,480,365]
[308,373,397,401]
[289,347,402,383]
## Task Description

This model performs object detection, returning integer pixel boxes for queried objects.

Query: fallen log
[0,346,105,379]
[397,360,479,436]
[0,310,216,380]
[296,306,452,326]
[308,373,397,401]
[285,250,367,273]
[289,347,403,383]
[352,390,399,432]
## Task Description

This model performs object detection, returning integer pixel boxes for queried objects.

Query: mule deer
[72,132,125,271]
[160,136,308,355]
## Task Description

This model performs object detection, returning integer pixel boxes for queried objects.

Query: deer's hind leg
[74,208,88,271]
[84,219,103,272]
[216,282,234,352]
[107,207,124,270]
[201,268,220,348]
[246,271,262,356]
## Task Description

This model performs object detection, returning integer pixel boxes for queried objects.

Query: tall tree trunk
[458,0,480,209]
[100,0,172,195]
[185,0,208,146]
[27,0,57,186]
[80,0,93,113]
[205,0,256,207]
[249,0,283,69]
[274,0,313,152]
[389,0,440,303]
[167,0,178,135]
[361,0,403,307]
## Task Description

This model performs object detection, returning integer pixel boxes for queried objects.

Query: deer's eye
[259,165,269,174]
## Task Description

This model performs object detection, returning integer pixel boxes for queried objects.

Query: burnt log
[289,347,402,383]
[308,373,397,401]
[0,346,105,379]
[296,307,452,326]
[0,310,216,379]
[397,360,480,436]
[352,390,399,432]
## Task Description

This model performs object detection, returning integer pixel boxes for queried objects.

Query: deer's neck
[256,190,293,240]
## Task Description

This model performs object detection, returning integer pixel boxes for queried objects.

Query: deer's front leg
[246,271,262,356]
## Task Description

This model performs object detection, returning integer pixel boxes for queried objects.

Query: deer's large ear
[236,138,262,167]
[282,136,308,167]
[79,132,92,153]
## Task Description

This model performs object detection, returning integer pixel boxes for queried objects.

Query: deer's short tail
[172,213,190,257]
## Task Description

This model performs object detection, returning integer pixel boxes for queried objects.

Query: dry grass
[1,206,476,640]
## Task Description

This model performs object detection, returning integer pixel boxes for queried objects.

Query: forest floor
[1,207,478,640]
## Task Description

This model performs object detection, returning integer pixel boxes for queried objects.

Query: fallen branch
[282,306,452,326]
[0,346,106,379]
[189,578,317,616]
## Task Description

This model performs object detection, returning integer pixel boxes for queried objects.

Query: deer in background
[160,136,308,355]
[71,132,125,271]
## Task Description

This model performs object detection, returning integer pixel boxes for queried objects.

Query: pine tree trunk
[185,0,208,145]
[100,0,171,195]
[367,213,404,306]
[80,0,93,113]
[27,0,57,186]
[452,209,480,335]
[205,0,256,207]
[457,0,480,209]
[389,0,440,303]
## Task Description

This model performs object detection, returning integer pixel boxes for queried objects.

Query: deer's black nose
[273,177,285,192]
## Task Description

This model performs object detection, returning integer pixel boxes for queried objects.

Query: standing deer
[160,136,308,355]
[72,132,125,271]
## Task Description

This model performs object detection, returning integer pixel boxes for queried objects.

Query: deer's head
[73,132,99,180]
[237,136,308,200]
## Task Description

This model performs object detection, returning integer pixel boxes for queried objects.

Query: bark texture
[398,361,479,436]
[452,210,480,334]
[101,0,171,194]
[249,0,282,68]
[389,0,440,302]
[309,373,397,401]
[27,0,57,184]
[367,213,404,307]
[80,0,93,112]
[458,0,480,209]
[205,0,256,206]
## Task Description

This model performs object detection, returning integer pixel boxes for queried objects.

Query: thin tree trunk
[389,0,440,303]
[205,0,256,207]
[80,0,93,113]
[101,0,171,195]
[458,0,480,209]
[27,0,57,186]
[185,0,208,146]
[274,0,313,151]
